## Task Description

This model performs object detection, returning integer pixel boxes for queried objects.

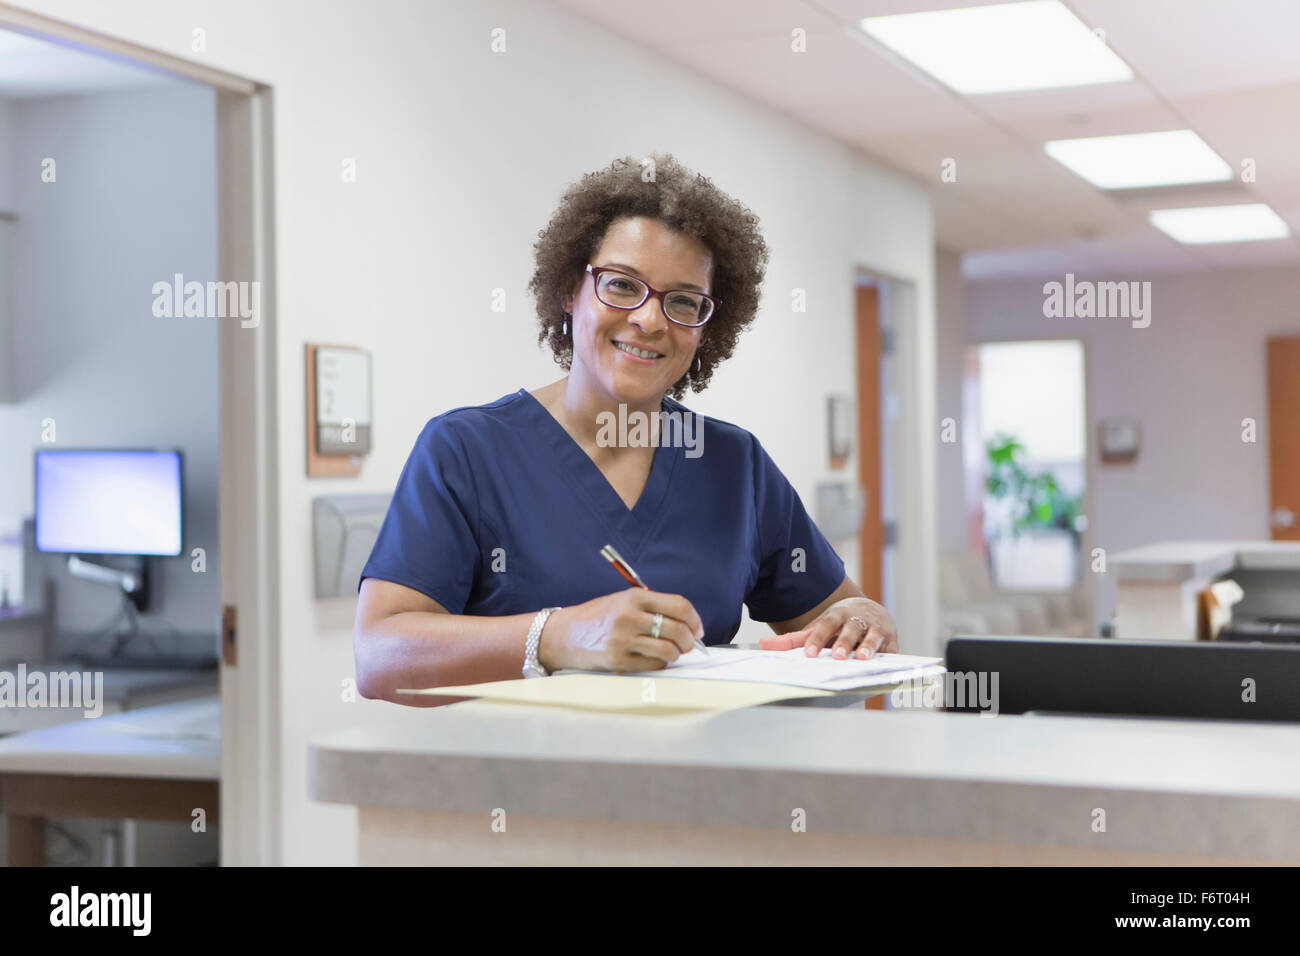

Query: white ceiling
[551,0,1300,279]
[0,29,177,101]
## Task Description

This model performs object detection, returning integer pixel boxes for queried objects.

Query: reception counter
[310,699,1300,866]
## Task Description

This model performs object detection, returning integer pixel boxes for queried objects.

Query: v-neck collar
[515,388,682,558]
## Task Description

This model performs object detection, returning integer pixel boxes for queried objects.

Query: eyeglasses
[585,264,719,328]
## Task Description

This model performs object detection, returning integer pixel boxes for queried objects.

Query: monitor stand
[66,554,150,612]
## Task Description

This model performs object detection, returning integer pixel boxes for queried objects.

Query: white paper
[575,647,945,691]
[316,347,371,426]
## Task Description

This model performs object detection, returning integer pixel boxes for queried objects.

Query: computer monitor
[945,634,1300,722]
[35,449,183,557]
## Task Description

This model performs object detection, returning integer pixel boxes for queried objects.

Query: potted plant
[984,433,1082,587]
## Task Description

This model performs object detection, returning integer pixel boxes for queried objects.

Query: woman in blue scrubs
[354,155,897,704]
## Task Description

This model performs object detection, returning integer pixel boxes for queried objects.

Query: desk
[310,701,1300,865]
[0,666,217,733]
[0,695,219,866]
[1112,540,1300,640]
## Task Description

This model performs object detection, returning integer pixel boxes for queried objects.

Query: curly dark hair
[528,153,769,399]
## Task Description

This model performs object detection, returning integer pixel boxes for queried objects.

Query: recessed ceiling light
[1044,129,1233,189]
[1149,204,1290,244]
[857,0,1133,95]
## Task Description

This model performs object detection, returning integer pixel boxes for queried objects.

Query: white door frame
[0,3,281,865]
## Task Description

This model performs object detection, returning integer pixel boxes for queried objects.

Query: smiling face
[564,216,713,409]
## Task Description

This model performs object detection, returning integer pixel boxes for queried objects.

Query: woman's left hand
[759,597,899,659]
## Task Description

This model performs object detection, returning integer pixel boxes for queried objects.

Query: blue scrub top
[359,388,846,644]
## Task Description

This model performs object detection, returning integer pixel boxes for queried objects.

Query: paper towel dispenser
[312,493,390,598]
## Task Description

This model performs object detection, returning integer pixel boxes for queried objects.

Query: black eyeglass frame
[584,263,720,328]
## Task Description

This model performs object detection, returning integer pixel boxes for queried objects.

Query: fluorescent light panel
[1149,204,1290,244]
[1045,129,1233,189]
[858,0,1133,95]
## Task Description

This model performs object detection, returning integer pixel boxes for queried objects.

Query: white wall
[12,0,938,864]
[0,84,219,645]
[0,97,18,578]
[935,248,966,555]
[964,265,1300,624]
[0,96,12,209]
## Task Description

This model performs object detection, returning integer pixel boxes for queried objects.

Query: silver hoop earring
[562,318,568,336]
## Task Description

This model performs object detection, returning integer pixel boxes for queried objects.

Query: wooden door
[1267,336,1300,540]
[855,284,884,600]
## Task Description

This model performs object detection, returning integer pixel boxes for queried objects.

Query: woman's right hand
[539,588,705,673]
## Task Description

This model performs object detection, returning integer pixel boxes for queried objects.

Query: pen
[599,543,710,656]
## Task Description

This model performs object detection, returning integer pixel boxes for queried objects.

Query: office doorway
[1268,335,1300,541]
[964,339,1088,591]
[854,269,927,649]
[0,4,279,866]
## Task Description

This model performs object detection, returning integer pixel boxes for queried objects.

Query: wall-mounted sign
[1099,417,1140,464]
[306,343,372,477]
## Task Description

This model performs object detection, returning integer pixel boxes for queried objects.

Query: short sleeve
[358,417,480,612]
[744,433,846,623]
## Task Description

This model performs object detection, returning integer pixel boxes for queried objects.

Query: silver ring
[848,615,870,634]
[651,612,663,639]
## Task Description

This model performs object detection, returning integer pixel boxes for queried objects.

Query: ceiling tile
[1173,82,1300,204]
[680,24,957,113]
[974,83,1178,142]
[799,87,984,139]
[1072,0,1300,97]
[552,0,837,44]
